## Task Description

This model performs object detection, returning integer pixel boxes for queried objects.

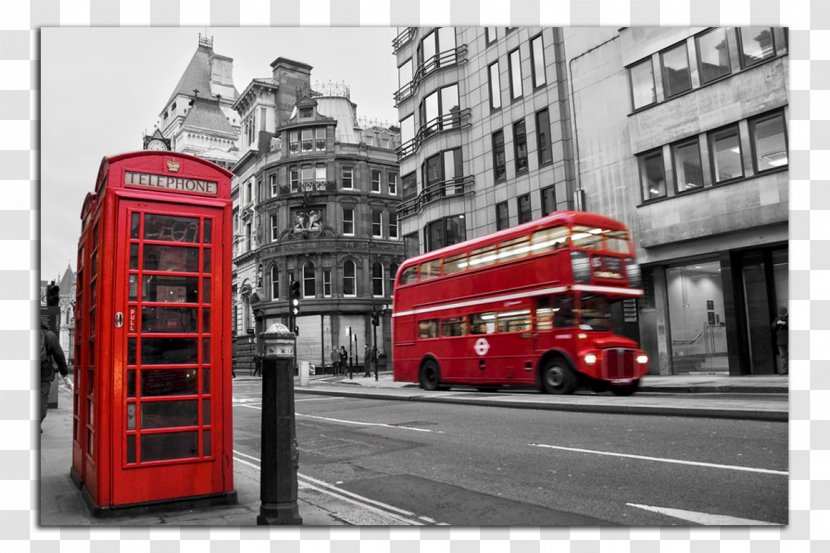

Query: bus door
[468,300,534,384]
[534,294,579,364]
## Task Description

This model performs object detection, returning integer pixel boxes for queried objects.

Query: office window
[301,128,313,152]
[371,170,382,193]
[342,166,353,189]
[492,130,506,183]
[540,185,556,216]
[402,172,417,200]
[661,42,692,98]
[673,138,703,192]
[388,173,398,195]
[536,109,552,166]
[696,28,731,84]
[372,209,382,238]
[488,61,501,110]
[423,148,463,195]
[530,34,547,88]
[372,262,384,297]
[513,120,528,175]
[366,135,374,146]
[246,181,252,203]
[420,30,436,66]
[315,128,326,151]
[398,58,413,89]
[302,262,316,298]
[289,168,299,193]
[323,268,331,297]
[509,48,523,100]
[289,131,299,153]
[750,111,788,172]
[739,27,776,68]
[400,114,415,147]
[270,214,279,242]
[425,215,466,252]
[640,149,666,200]
[389,263,398,295]
[441,84,460,129]
[270,266,279,301]
[343,260,356,296]
[485,27,499,44]
[630,58,656,110]
[316,164,326,186]
[269,174,278,197]
[710,125,743,182]
[343,207,354,235]
[496,202,509,231]
[301,166,313,190]
[389,211,398,239]
[517,194,532,224]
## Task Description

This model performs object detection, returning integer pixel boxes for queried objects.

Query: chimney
[270,57,313,129]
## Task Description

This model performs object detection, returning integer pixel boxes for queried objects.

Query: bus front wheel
[541,360,577,395]
[420,360,441,391]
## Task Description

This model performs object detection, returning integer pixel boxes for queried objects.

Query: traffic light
[289,281,301,317]
[46,284,60,307]
[294,325,299,336]
[371,310,379,326]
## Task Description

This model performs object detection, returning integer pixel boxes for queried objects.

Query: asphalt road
[232,380,787,526]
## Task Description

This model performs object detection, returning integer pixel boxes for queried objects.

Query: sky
[40,27,399,284]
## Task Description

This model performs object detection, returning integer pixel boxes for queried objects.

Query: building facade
[231,58,404,373]
[565,27,788,376]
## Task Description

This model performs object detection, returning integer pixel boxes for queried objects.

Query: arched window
[270,265,280,300]
[389,263,399,296]
[343,260,356,297]
[372,262,384,297]
[303,262,316,298]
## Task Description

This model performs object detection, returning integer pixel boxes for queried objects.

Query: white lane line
[232,449,428,525]
[233,402,435,433]
[626,503,779,526]
[529,443,788,476]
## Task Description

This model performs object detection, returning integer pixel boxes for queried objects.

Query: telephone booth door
[110,200,229,505]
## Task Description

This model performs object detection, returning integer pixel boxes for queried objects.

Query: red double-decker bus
[392,211,648,395]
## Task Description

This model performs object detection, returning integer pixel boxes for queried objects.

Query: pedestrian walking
[771,306,788,375]
[339,346,348,376]
[40,318,70,433]
[364,344,372,377]
[330,346,340,375]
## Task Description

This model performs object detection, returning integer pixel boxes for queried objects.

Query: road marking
[626,503,779,526]
[529,443,788,476]
[232,449,431,525]
[233,403,436,432]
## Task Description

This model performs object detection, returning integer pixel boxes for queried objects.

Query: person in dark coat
[339,346,348,375]
[40,319,70,431]
[331,346,340,375]
[771,307,788,375]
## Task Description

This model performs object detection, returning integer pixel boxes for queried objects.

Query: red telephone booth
[71,151,236,514]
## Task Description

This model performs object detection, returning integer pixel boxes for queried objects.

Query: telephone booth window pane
[127,404,135,430]
[127,435,136,463]
[143,245,199,272]
[202,309,210,333]
[141,369,198,396]
[203,430,211,456]
[141,400,198,429]
[203,368,211,393]
[142,275,199,303]
[87,431,94,455]
[202,399,211,425]
[131,213,140,238]
[141,432,198,462]
[142,307,197,333]
[88,367,94,394]
[141,338,198,365]
[202,249,211,273]
[203,219,212,244]
[130,244,139,269]
[128,338,136,365]
[202,278,211,303]
[129,275,138,301]
[127,370,136,397]
[144,214,199,243]
[202,339,211,363]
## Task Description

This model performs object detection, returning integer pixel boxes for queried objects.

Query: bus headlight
[584,353,598,365]
[636,354,648,364]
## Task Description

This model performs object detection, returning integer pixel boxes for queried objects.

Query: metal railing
[397,108,471,160]
[392,27,416,53]
[397,175,474,218]
[394,45,468,106]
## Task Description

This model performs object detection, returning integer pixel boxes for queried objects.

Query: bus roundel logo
[474,338,490,356]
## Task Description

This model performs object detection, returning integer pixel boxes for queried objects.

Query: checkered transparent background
[1,0,826,551]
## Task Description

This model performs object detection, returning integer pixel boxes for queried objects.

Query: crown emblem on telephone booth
[166,159,181,172]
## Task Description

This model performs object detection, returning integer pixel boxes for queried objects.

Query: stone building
[231,58,403,373]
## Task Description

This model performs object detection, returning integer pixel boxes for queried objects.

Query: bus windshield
[576,293,613,331]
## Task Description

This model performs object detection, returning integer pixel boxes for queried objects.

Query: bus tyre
[420,360,441,391]
[541,360,577,395]
[610,380,640,396]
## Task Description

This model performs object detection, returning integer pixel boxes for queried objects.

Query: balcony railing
[394,45,468,106]
[397,175,474,218]
[397,108,471,160]
[279,180,337,195]
[392,27,416,53]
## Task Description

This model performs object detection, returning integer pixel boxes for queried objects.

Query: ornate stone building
[231,58,403,372]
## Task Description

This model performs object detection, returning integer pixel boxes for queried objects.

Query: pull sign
[115,312,124,328]
[128,307,137,333]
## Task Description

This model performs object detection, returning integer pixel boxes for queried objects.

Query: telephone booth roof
[94,150,233,199]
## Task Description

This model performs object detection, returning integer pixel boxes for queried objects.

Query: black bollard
[257,325,303,526]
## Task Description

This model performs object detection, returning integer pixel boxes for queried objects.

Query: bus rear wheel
[610,380,640,396]
[420,360,441,391]
[541,360,577,395]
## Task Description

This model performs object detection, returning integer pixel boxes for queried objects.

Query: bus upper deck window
[399,265,418,285]
[420,259,442,280]
[603,230,631,254]
[468,245,498,269]
[498,236,530,263]
[571,226,603,250]
[444,253,467,275]
[530,226,568,254]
